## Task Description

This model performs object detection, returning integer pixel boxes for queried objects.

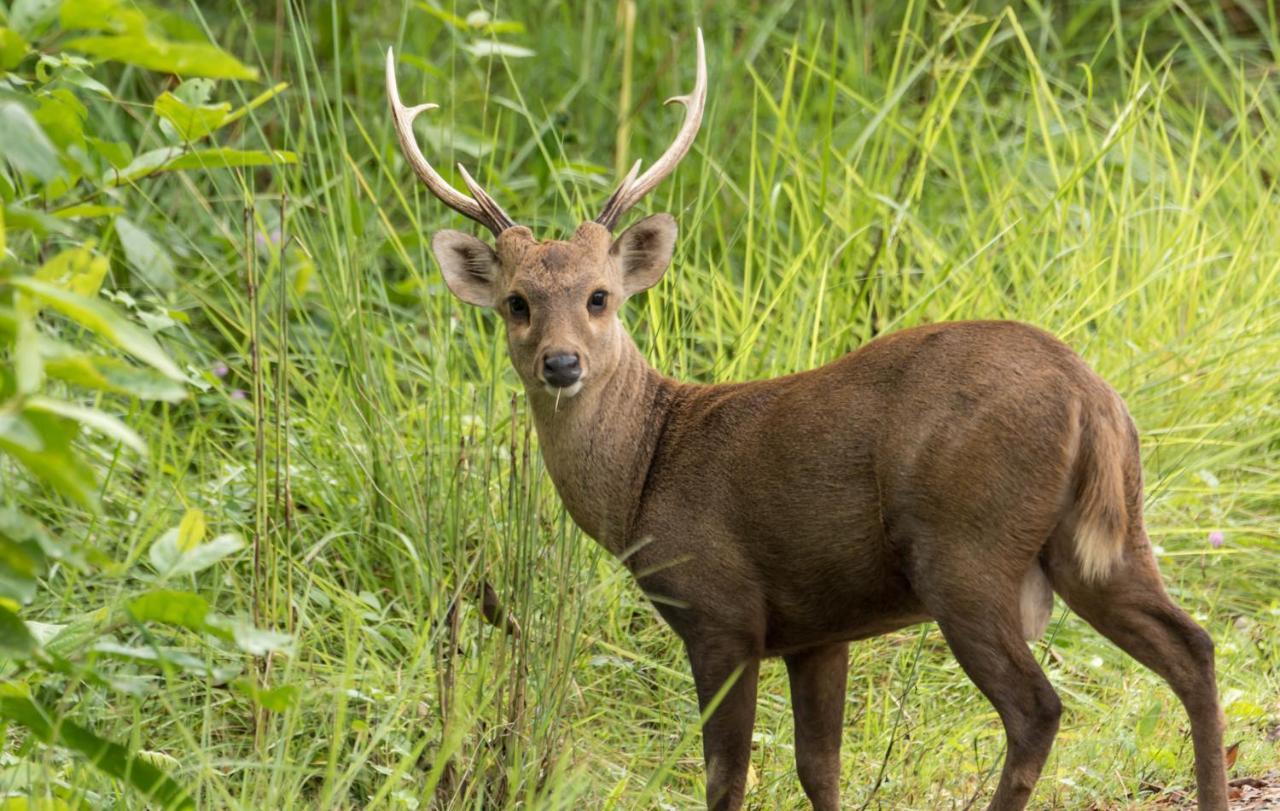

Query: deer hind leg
[916,561,1062,811]
[1045,528,1228,811]
[784,642,849,810]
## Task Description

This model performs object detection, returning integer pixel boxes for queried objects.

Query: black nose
[542,353,582,387]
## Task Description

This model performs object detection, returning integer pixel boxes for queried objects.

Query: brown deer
[386,30,1228,811]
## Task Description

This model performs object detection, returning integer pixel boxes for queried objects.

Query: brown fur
[429,220,1228,811]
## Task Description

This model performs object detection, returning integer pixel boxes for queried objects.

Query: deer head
[386,31,706,400]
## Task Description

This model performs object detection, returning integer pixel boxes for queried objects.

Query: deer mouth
[543,381,584,398]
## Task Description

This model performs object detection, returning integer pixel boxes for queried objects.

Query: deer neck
[525,332,673,553]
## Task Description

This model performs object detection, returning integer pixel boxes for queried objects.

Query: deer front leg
[785,643,849,810]
[687,637,761,811]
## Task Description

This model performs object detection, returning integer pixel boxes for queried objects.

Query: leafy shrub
[1,0,293,805]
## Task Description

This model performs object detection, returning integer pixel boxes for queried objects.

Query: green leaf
[149,526,243,578]
[63,33,259,80]
[60,0,146,33]
[25,395,147,455]
[0,410,99,509]
[115,217,174,290]
[231,678,298,712]
[35,244,108,296]
[127,590,289,656]
[462,40,536,59]
[0,27,30,71]
[53,203,124,220]
[0,604,38,659]
[8,0,61,39]
[43,351,187,402]
[105,146,182,186]
[106,147,296,185]
[221,619,290,656]
[14,315,43,393]
[176,508,205,552]
[0,686,193,808]
[414,1,470,30]
[0,534,45,603]
[0,509,50,604]
[221,81,288,127]
[0,101,62,183]
[154,91,229,141]
[161,148,297,172]
[10,278,184,380]
[172,78,215,106]
[125,589,211,633]
[2,203,75,237]
[33,89,87,152]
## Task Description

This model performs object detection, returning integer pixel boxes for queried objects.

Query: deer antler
[386,47,516,236]
[595,28,708,231]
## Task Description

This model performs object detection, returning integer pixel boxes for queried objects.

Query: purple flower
[213,362,229,378]
[1208,531,1225,549]
[255,228,282,252]
[230,389,247,400]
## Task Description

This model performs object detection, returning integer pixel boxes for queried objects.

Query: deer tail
[1073,398,1131,583]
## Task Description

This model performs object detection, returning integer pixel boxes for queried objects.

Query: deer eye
[587,290,608,314]
[507,294,529,319]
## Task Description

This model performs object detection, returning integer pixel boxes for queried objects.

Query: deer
[386,29,1228,811]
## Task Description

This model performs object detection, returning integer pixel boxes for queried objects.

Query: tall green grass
[6,0,1279,807]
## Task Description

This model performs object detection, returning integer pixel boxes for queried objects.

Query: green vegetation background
[0,0,1277,808]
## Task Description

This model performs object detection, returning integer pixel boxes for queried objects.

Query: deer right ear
[432,230,500,307]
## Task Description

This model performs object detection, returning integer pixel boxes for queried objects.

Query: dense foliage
[0,0,1277,808]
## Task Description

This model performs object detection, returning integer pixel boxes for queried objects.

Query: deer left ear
[610,213,677,295]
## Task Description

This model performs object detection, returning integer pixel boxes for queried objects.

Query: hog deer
[387,30,1228,811]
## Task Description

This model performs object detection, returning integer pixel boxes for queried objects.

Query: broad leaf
[0,101,61,183]
[8,0,61,38]
[0,604,38,659]
[0,686,193,808]
[60,0,147,34]
[0,534,46,603]
[63,34,259,81]
[221,619,291,656]
[0,27,30,71]
[154,91,229,141]
[14,316,43,393]
[43,350,187,402]
[162,148,298,171]
[115,217,174,290]
[25,395,147,455]
[35,245,109,296]
[176,508,205,552]
[149,526,243,578]
[10,278,184,380]
[0,410,99,508]
[126,589,211,632]
[232,677,298,712]
[462,40,536,59]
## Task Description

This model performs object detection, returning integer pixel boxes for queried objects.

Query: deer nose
[542,352,582,388]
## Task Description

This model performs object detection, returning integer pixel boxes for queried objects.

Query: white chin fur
[543,381,583,398]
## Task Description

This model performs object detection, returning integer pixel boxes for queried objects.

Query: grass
[6,0,1280,808]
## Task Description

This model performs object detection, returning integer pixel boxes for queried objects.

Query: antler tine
[595,28,707,231]
[386,47,516,236]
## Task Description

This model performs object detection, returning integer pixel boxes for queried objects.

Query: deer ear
[610,213,677,295]
[432,230,500,307]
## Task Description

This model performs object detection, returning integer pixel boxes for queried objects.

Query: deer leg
[784,643,849,810]
[687,638,761,811]
[1047,537,1228,811]
[919,575,1062,811]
